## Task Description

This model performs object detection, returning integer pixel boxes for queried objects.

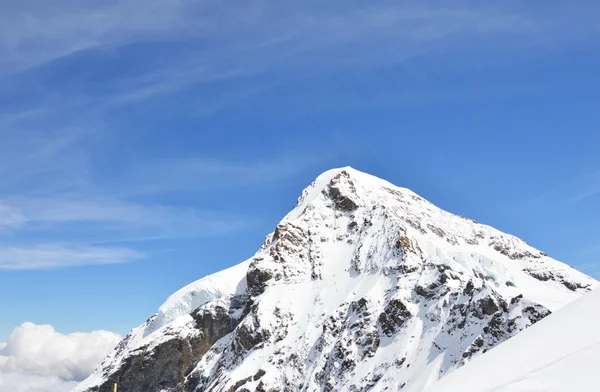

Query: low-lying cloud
[0,322,121,392]
[0,371,79,392]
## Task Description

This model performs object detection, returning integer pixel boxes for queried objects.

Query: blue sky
[0,0,599,339]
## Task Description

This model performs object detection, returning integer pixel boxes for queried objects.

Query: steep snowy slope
[75,167,597,392]
[424,287,600,392]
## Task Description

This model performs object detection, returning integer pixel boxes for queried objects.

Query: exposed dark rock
[246,264,275,296]
[395,237,412,252]
[490,240,542,260]
[85,296,250,392]
[328,186,358,211]
[237,326,270,351]
[464,280,475,295]
[192,296,251,337]
[426,224,446,238]
[399,264,421,274]
[478,297,500,317]
[257,380,281,392]
[378,299,412,336]
[510,294,524,305]
[523,268,592,292]
[445,236,459,245]
[524,269,552,281]
[271,223,306,249]
[415,285,435,299]
[404,218,427,235]
[462,337,484,359]
[395,357,406,367]
[561,280,589,292]
[324,171,359,212]
[229,376,253,392]
[361,331,380,358]
[523,305,551,324]
[350,297,370,315]
[254,369,267,381]
[464,237,479,245]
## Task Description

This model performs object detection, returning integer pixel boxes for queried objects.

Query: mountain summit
[75,167,597,392]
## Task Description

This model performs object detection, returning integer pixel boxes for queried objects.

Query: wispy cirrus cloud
[0,0,200,74]
[2,197,251,240]
[525,170,600,208]
[567,172,600,204]
[114,155,321,196]
[0,193,250,269]
[0,117,317,269]
[0,0,598,140]
[0,125,93,195]
[1,1,598,271]
[0,245,143,270]
[0,205,27,231]
[3,1,598,72]
[2,1,599,108]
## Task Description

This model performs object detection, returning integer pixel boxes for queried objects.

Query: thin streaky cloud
[108,67,255,105]
[155,4,595,84]
[0,0,199,74]
[0,2,598,128]
[0,125,311,268]
[0,108,50,129]
[0,125,95,196]
[0,244,144,270]
[0,125,316,257]
[0,120,316,244]
[109,154,326,197]
[569,188,600,204]
[524,170,600,208]
[0,1,597,273]
[2,2,598,78]
[0,196,253,242]
[567,172,600,204]
[0,205,28,230]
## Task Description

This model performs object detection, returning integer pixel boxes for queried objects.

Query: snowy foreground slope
[75,167,597,392]
[424,287,600,392]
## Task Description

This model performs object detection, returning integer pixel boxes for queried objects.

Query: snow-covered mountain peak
[75,168,597,392]
[255,167,592,305]
[289,166,416,217]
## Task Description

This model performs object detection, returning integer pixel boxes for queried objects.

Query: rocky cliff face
[75,168,597,392]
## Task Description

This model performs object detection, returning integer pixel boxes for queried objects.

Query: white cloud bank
[0,322,121,392]
[0,371,78,392]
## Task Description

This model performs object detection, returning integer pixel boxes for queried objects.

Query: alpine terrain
[75,167,597,392]
[424,283,600,392]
